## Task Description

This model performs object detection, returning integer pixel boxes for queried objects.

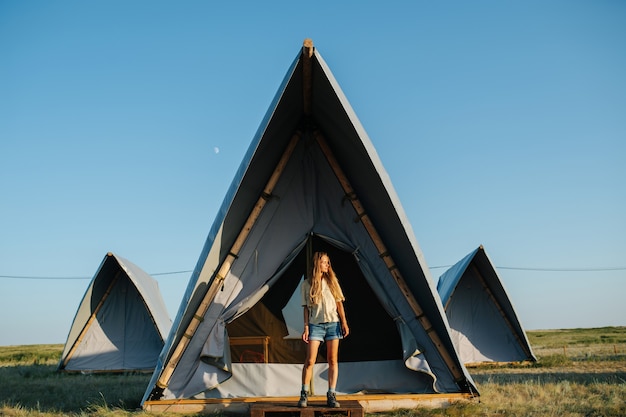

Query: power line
[430,265,626,272]
[0,275,91,280]
[0,270,192,280]
[1,266,625,280]
[151,270,192,276]
[497,266,626,272]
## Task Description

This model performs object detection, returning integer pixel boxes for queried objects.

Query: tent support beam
[313,130,464,384]
[471,264,534,359]
[302,38,314,117]
[157,42,315,391]
[156,130,302,390]
[61,269,122,368]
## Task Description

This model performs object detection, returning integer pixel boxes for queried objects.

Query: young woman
[298,252,349,408]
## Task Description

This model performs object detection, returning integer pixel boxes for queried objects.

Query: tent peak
[303,38,314,57]
[302,39,314,116]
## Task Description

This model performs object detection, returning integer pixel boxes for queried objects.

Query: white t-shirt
[301,278,344,324]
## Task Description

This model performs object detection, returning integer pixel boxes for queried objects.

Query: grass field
[1,327,624,416]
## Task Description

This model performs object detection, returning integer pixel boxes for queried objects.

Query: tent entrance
[226,236,403,364]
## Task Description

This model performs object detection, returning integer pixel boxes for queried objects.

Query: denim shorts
[308,322,343,342]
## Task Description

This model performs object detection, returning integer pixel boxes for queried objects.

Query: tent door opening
[226,236,403,364]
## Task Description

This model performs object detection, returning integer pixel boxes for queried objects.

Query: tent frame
[143,39,478,412]
[156,39,462,392]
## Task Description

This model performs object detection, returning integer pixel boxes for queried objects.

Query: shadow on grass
[0,364,152,413]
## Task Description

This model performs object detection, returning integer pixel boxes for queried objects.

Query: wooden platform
[250,400,363,417]
[143,393,476,414]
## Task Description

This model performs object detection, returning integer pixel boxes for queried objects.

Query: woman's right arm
[302,306,310,343]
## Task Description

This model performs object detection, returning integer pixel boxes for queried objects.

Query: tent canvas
[143,40,477,412]
[58,252,172,372]
[437,245,536,365]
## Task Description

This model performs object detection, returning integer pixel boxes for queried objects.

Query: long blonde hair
[308,252,344,305]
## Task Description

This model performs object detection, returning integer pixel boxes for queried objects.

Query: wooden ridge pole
[302,38,314,117]
[62,268,122,368]
[471,263,534,359]
[313,130,464,384]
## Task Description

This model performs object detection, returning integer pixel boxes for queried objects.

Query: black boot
[327,391,340,408]
[298,390,308,408]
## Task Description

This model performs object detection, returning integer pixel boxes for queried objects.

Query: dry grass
[1,327,625,416]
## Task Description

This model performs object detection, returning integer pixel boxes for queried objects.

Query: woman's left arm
[337,301,349,337]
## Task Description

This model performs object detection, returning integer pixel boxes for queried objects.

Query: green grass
[528,326,626,347]
[0,364,152,413]
[0,344,64,366]
[1,327,625,416]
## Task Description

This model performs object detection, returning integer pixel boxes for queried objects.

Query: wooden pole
[471,263,534,360]
[312,130,464,384]
[302,38,314,117]
[156,131,302,389]
[62,268,122,368]
[156,41,315,391]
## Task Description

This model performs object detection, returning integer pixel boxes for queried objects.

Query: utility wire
[0,275,91,280]
[494,266,626,272]
[0,270,192,280]
[151,270,192,276]
[1,266,624,280]
[428,265,626,272]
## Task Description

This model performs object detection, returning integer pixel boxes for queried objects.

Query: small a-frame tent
[58,252,171,373]
[437,245,536,365]
[142,40,477,413]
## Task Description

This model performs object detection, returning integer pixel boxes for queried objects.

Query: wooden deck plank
[250,400,363,417]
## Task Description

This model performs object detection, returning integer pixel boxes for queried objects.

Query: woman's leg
[302,340,321,385]
[326,338,339,390]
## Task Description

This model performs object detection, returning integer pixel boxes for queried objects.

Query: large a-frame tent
[142,40,477,413]
[437,245,536,365]
[58,252,172,373]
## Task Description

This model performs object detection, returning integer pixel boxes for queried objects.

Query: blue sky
[1,1,624,346]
